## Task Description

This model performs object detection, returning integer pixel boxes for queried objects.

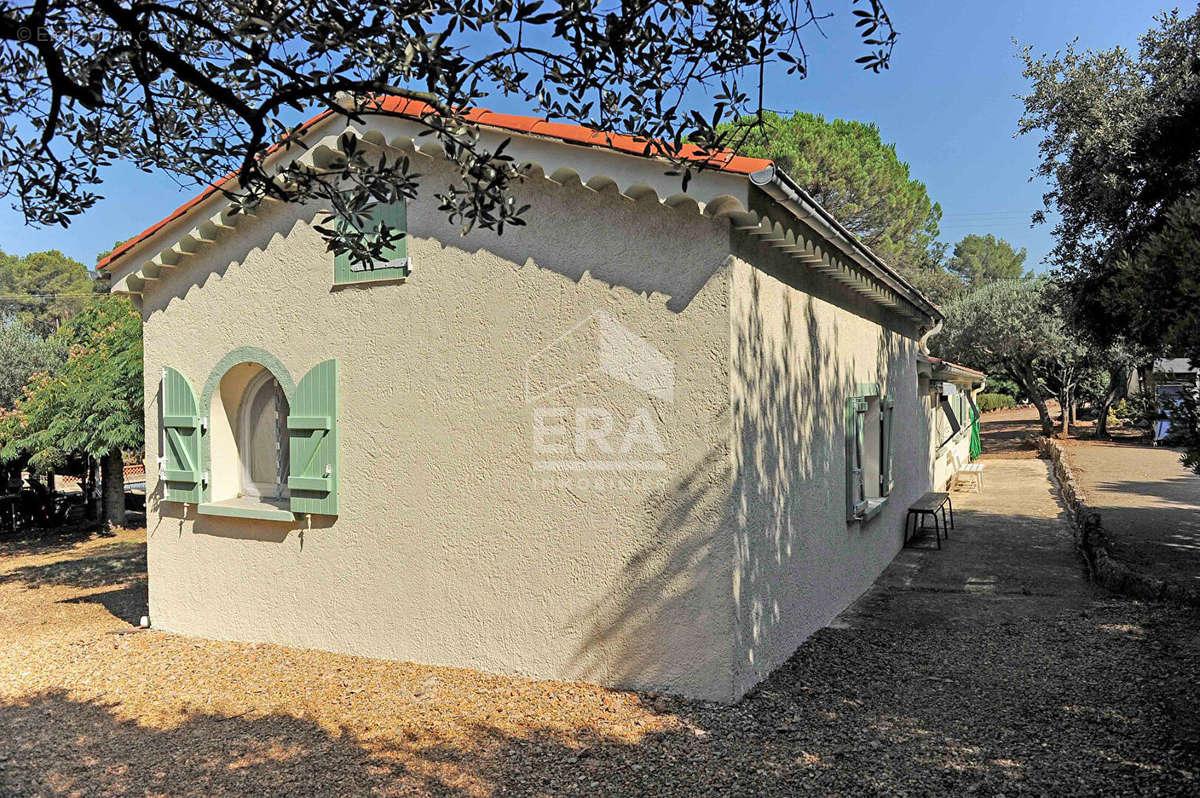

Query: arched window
[238,369,290,499]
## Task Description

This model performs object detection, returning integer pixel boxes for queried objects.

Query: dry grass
[1,528,1198,796]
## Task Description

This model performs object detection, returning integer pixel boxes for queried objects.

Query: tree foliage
[934,278,1073,436]
[1114,190,1200,364]
[0,322,66,410]
[0,0,897,268]
[1017,8,1200,350]
[0,248,94,334]
[721,110,942,270]
[0,296,143,470]
[946,233,1027,287]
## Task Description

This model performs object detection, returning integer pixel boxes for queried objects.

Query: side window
[939,394,961,446]
[847,384,891,521]
[880,397,895,497]
[845,396,868,520]
[332,200,410,285]
[208,363,291,506]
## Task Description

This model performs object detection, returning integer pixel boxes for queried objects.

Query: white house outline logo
[523,310,675,405]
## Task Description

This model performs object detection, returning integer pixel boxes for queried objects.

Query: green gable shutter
[288,359,339,516]
[162,367,203,503]
[333,201,409,285]
[880,397,895,496]
[845,396,867,520]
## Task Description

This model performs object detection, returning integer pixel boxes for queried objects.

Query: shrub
[1112,390,1161,428]
[977,393,1016,413]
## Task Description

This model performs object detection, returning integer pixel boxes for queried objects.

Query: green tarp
[969,406,982,460]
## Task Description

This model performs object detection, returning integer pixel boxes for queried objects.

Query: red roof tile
[97,99,772,272]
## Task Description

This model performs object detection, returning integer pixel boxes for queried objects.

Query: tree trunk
[101,450,126,529]
[84,457,101,520]
[1014,362,1055,436]
[1095,365,1129,440]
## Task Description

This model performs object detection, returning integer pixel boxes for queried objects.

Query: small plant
[1112,390,1161,429]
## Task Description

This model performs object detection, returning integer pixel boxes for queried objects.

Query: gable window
[161,353,340,522]
[332,200,411,285]
[239,369,290,499]
[846,384,895,523]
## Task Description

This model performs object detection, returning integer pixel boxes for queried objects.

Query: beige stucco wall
[931,417,974,492]
[727,238,931,698]
[128,130,941,702]
[138,155,740,700]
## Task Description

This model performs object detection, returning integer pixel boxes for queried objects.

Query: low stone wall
[1032,436,1200,606]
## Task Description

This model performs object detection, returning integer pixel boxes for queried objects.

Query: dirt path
[976,404,1046,458]
[1062,439,1200,588]
[2,484,1199,795]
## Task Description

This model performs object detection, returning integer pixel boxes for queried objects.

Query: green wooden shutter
[845,396,868,520]
[333,201,410,285]
[162,367,203,503]
[880,397,895,496]
[288,359,339,515]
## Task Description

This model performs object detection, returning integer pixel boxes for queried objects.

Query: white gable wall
[140,155,740,700]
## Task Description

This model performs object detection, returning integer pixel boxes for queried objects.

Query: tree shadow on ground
[0,541,146,590]
[0,527,118,558]
[4,598,1197,798]
[1090,477,1200,506]
[60,581,148,626]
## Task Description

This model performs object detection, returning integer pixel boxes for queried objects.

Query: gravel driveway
[1062,439,1200,589]
[2,465,1198,796]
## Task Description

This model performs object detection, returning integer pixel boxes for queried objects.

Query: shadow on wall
[566,244,931,699]
[564,435,733,698]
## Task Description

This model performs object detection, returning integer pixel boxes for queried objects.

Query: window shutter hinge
[201,471,209,488]
[323,464,332,477]
[199,417,208,433]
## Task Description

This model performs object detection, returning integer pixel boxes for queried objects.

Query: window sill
[198,497,295,523]
[850,497,888,524]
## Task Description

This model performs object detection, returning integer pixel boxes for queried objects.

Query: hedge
[977,393,1016,413]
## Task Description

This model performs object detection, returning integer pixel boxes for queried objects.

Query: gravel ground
[1061,438,1200,588]
[2,476,1199,796]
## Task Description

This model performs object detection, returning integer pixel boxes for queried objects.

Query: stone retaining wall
[1032,436,1200,606]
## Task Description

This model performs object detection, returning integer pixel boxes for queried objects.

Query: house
[922,356,987,489]
[1137,358,1200,441]
[101,98,982,702]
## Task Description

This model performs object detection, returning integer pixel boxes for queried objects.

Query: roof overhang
[748,165,942,324]
[918,354,986,386]
[102,102,941,328]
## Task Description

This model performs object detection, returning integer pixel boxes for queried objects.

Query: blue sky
[0,0,1165,270]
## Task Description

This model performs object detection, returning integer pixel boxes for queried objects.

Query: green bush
[1112,390,1161,428]
[977,393,1016,413]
